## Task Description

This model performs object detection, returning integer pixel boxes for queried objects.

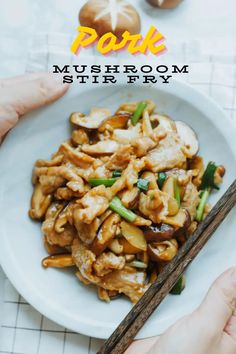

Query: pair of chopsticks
[98,179,236,354]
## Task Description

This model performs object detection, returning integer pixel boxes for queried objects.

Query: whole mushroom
[79,0,141,40]
[146,0,183,9]
[147,239,178,262]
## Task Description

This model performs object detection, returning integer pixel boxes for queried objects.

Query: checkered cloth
[1,35,236,354]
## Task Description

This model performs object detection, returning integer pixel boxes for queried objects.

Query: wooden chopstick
[98,179,236,354]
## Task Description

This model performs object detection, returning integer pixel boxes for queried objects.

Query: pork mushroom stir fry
[29,100,225,302]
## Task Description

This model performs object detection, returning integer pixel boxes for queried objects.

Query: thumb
[196,267,236,334]
[0,73,69,139]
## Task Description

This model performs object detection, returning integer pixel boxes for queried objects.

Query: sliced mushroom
[147,239,178,262]
[60,142,95,169]
[70,107,111,129]
[125,254,135,262]
[188,220,198,235]
[120,221,147,251]
[214,165,226,186]
[151,114,176,133]
[120,187,140,209]
[112,124,141,144]
[162,176,174,196]
[54,203,75,233]
[42,254,75,268]
[173,209,191,239]
[71,128,89,146]
[108,239,123,254]
[167,196,179,216]
[97,287,110,302]
[42,202,76,247]
[162,207,188,228]
[81,140,120,156]
[119,238,141,254]
[182,209,191,229]
[132,215,152,227]
[128,260,148,269]
[176,121,199,157]
[189,156,205,187]
[143,223,175,242]
[98,112,131,132]
[137,251,149,265]
[29,184,52,220]
[91,213,120,255]
[44,238,68,255]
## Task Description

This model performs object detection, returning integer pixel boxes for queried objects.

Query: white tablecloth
[1,1,236,353]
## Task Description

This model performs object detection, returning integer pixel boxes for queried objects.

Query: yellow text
[71,26,166,56]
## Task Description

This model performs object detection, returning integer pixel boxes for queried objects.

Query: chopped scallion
[200,161,219,190]
[109,196,137,222]
[195,189,210,222]
[170,275,186,295]
[112,170,122,178]
[131,101,147,126]
[157,172,167,189]
[174,178,181,207]
[88,178,117,187]
[137,178,150,191]
[128,260,148,269]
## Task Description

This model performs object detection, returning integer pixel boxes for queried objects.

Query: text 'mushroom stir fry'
[29,100,225,303]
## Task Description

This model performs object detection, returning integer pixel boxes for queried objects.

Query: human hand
[126,267,236,354]
[0,73,68,142]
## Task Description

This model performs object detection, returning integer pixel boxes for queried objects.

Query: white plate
[0,80,235,339]
[0,267,4,332]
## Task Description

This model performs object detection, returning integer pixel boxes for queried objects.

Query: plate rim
[0,78,236,339]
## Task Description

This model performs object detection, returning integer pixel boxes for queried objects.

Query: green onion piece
[131,101,147,126]
[157,172,167,189]
[109,196,137,222]
[195,189,210,222]
[174,178,181,207]
[199,190,204,198]
[112,170,122,178]
[170,275,186,295]
[128,260,148,269]
[88,178,117,187]
[200,161,219,190]
[137,178,150,191]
